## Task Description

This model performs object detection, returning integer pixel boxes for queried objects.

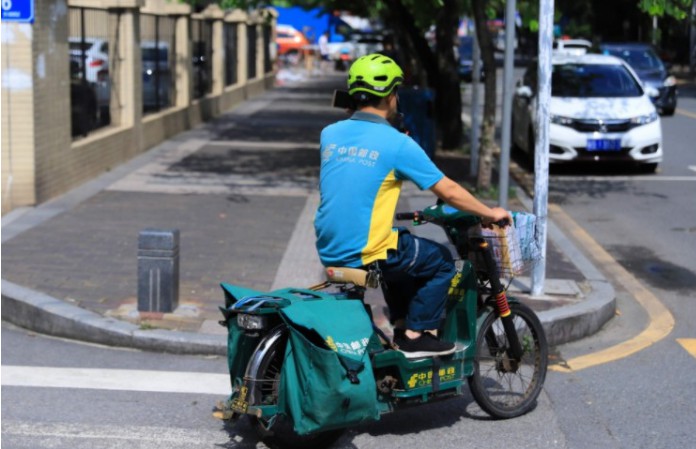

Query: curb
[514,185,616,346]
[2,280,226,356]
[535,279,615,346]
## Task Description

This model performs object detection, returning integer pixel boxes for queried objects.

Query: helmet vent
[374,75,388,81]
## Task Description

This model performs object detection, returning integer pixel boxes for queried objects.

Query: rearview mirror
[644,86,659,98]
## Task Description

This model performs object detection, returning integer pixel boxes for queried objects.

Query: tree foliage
[183,0,469,153]
[638,0,693,20]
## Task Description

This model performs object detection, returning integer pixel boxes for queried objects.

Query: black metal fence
[141,14,176,113]
[67,8,269,139]
[263,24,272,73]
[68,7,114,137]
[191,18,213,99]
[224,23,238,86]
[247,24,257,80]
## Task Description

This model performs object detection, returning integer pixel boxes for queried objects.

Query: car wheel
[661,107,676,116]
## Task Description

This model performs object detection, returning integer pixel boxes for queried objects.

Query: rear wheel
[468,302,548,419]
[249,327,343,449]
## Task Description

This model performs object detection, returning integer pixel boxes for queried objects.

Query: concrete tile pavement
[1,69,614,355]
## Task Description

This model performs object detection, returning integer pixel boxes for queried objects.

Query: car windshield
[552,63,643,98]
[603,48,663,71]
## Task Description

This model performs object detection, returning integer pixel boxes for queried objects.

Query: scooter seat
[325,267,371,287]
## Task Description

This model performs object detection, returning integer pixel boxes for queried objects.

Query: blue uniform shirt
[314,111,444,267]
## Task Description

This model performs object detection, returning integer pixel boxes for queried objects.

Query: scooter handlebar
[395,212,419,221]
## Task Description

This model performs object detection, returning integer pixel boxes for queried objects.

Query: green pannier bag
[278,297,380,435]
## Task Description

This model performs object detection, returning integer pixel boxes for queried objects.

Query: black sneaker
[394,331,456,359]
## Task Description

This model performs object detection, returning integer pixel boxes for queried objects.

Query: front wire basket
[468,212,542,278]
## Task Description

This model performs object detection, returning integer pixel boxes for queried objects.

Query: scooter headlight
[237,314,268,330]
[663,75,676,87]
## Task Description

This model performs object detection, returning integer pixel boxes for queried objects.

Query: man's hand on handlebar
[482,207,513,228]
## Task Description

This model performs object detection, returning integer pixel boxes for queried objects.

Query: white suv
[512,53,662,172]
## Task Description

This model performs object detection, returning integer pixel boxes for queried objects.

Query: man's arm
[430,176,512,224]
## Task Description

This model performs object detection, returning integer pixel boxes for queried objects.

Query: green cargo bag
[277,297,380,435]
[219,284,296,385]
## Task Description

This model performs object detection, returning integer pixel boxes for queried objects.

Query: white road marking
[1,366,230,395]
[1,421,230,448]
[688,166,696,173]
[551,175,696,182]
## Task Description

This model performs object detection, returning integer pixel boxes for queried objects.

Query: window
[141,14,176,113]
[68,7,113,137]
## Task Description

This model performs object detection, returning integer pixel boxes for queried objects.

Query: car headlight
[663,75,676,87]
[550,115,574,126]
[237,314,268,330]
[630,111,658,126]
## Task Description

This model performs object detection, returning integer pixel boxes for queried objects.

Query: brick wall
[2,20,38,213]
[1,0,277,215]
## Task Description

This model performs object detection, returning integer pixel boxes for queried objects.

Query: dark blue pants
[377,230,456,331]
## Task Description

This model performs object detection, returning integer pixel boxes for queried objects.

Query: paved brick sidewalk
[1,69,614,351]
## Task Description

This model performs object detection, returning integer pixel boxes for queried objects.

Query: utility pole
[531,0,554,297]
[498,0,516,209]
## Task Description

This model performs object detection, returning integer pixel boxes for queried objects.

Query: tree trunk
[384,0,437,86]
[434,0,463,150]
[472,0,498,190]
[385,0,462,151]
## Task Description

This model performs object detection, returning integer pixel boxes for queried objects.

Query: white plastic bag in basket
[512,212,542,261]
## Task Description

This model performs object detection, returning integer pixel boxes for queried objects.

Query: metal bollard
[137,229,180,313]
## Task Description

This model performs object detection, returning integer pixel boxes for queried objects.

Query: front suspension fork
[475,238,524,361]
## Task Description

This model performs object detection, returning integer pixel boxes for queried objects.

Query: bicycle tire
[468,302,548,419]
[249,326,344,449]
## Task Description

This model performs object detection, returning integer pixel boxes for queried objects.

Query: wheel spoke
[469,304,548,418]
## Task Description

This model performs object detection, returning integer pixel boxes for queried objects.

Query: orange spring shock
[495,291,511,317]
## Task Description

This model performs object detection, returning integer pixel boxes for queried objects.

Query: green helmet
[347,53,404,98]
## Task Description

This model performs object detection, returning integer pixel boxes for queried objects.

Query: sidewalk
[1,69,615,355]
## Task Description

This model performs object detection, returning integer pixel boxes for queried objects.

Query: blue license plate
[587,139,622,151]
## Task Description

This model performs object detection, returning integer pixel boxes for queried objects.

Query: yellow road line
[676,108,696,120]
[548,204,675,373]
[676,339,696,358]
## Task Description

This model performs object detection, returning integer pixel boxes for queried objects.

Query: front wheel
[249,326,343,449]
[468,302,548,419]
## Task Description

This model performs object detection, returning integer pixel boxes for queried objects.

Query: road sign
[1,0,35,23]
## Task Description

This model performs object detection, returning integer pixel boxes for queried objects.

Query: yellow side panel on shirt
[361,170,402,266]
